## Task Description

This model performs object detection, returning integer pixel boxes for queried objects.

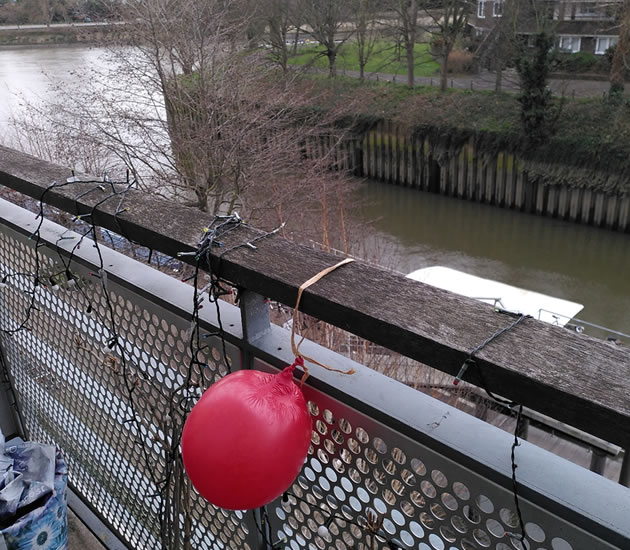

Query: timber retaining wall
[326,120,630,233]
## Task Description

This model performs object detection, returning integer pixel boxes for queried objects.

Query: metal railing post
[589,448,607,475]
[518,417,530,440]
[0,342,25,439]
[239,290,271,371]
[239,292,279,549]
[619,449,630,487]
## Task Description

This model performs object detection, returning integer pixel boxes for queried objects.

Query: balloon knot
[288,356,304,371]
[279,357,305,380]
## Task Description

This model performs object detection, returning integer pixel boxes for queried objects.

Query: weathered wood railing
[0,145,629,550]
[2,145,628,447]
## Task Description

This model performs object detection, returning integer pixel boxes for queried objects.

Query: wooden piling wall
[331,123,630,234]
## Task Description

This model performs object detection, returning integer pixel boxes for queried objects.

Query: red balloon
[181,365,312,510]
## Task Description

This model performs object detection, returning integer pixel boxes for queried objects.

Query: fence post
[518,417,530,439]
[589,448,607,475]
[620,449,630,487]
[239,290,271,371]
[0,342,24,439]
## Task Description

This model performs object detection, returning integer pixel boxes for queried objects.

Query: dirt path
[315,67,612,98]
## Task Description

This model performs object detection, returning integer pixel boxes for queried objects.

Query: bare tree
[262,0,294,74]
[610,0,630,96]
[354,0,380,80]
[424,0,471,92]
[479,0,524,93]
[388,0,420,88]
[491,0,519,92]
[299,0,355,77]
[12,0,363,222]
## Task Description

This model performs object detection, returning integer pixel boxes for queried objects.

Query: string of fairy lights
[0,176,288,548]
[252,317,532,550]
[0,175,170,544]
[453,312,531,546]
[0,173,533,550]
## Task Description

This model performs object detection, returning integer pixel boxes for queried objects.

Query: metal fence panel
[254,359,622,550]
[0,199,628,550]
[0,219,258,550]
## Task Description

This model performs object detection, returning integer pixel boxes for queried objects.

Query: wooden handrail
[1,144,629,447]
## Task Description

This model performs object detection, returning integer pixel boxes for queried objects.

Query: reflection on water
[0,44,107,131]
[353,181,630,336]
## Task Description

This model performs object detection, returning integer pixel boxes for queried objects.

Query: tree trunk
[440,50,449,92]
[610,2,630,95]
[495,55,503,93]
[293,27,301,56]
[281,48,288,75]
[406,42,414,88]
[328,50,337,78]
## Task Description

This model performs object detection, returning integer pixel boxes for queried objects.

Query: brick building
[471,0,621,54]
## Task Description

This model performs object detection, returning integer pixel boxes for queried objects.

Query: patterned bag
[0,449,67,550]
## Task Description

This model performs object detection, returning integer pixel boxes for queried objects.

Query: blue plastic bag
[0,440,67,550]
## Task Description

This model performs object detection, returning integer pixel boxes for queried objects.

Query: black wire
[459,313,530,545]
[252,508,266,539]
[464,314,530,406]
[511,405,527,546]
[1,178,284,549]
[27,177,167,541]
[282,491,401,547]
[252,506,275,549]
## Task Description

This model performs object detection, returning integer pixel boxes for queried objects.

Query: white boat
[406,266,584,327]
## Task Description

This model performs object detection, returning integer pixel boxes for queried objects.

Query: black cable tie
[454,358,475,385]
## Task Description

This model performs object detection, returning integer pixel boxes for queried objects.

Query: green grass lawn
[288,41,439,77]
[299,75,630,178]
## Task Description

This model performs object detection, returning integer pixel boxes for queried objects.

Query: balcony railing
[0,145,629,550]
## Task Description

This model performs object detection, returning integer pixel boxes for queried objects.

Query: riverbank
[309,76,630,189]
[0,23,119,46]
[299,76,630,231]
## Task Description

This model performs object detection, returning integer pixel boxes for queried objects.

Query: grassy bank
[303,76,630,190]
[289,41,439,77]
[0,25,114,46]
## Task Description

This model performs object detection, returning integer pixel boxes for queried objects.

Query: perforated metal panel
[0,203,627,550]
[254,359,619,550]
[0,222,258,550]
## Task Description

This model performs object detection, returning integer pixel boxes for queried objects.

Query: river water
[1,44,629,338]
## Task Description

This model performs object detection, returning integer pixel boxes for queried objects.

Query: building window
[576,2,599,18]
[478,1,485,18]
[493,1,503,17]
[558,36,582,53]
[595,36,617,54]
